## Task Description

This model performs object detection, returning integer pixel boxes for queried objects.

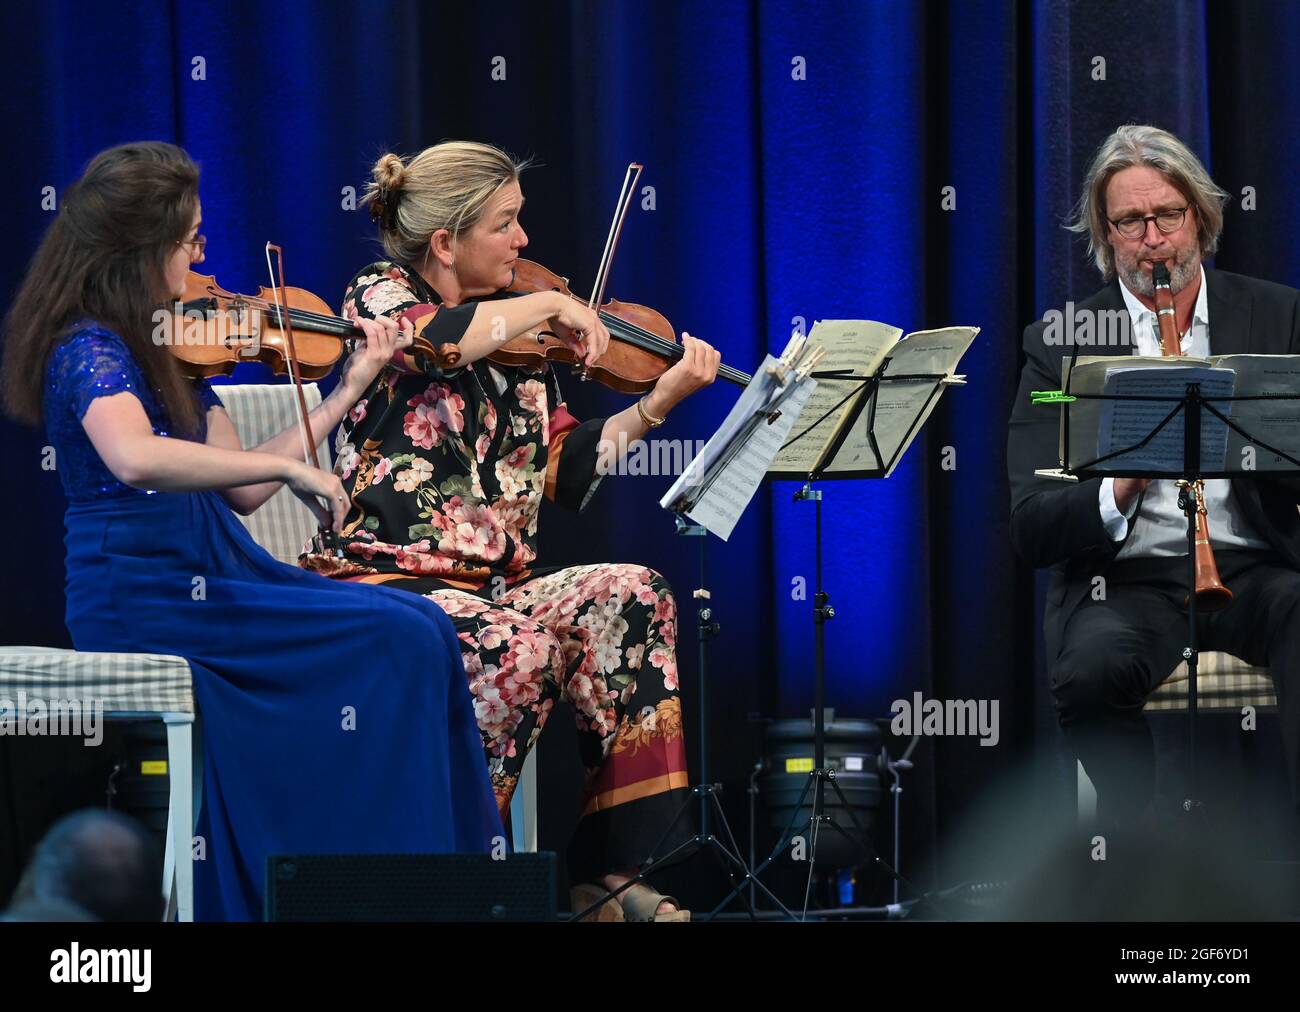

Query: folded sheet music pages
[768,320,979,478]
[659,334,822,540]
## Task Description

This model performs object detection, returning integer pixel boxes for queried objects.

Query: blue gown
[44,324,501,921]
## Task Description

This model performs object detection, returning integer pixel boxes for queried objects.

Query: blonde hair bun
[372,152,408,193]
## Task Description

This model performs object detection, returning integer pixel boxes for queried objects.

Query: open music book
[768,320,979,479]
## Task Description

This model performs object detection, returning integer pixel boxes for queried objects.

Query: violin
[498,258,750,392]
[163,165,752,394]
[168,261,752,393]
[493,162,751,391]
[167,270,359,380]
[168,244,347,558]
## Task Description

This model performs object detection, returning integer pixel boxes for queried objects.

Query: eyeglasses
[1109,207,1189,240]
[177,234,207,256]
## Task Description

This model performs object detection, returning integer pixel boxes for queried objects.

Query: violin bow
[264,243,338,552]
[563,163,644,381]
[264,244,319,468]
[590,162,642,312]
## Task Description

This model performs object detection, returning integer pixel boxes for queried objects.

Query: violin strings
[187,291,339,328]
[189,292,356,333]
[599,312,679,355]
[599,315,749,385]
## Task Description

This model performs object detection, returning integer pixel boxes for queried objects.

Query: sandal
[620,883,691,922]
[569,883,625,922]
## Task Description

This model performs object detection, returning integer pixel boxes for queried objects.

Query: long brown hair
[1,141,202,433]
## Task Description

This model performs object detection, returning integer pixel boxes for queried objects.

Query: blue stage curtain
[3,0,1299,893]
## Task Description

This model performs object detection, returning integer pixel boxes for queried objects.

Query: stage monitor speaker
[265,852,557,922]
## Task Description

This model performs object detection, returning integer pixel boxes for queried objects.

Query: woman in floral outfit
[313,141,721,919]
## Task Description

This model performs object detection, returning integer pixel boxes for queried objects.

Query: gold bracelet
[636,395,666,428]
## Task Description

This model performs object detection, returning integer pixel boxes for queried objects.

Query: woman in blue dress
[0,141,501,921]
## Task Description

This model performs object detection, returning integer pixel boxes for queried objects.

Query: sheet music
[1064,356,1198,470]
[1066,354,1300,474]
[768,320,901,474]
[660,355,816,540]
[661,356,783,507]
[1213,354,1300,471]
[1095,364,1234,471]
[826,326,979,475]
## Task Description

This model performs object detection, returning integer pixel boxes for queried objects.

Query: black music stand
[707,357,959,919]
[567,394,803,922]
[1052,357,1300,818]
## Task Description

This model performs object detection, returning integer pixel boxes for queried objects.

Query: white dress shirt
[1099,267,1270,556]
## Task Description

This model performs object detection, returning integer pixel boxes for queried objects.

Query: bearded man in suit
[1007,124,1300,827]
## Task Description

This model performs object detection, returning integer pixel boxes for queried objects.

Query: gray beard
[1118,255,1199,298]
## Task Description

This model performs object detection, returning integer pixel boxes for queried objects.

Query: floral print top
[319,261,606,592]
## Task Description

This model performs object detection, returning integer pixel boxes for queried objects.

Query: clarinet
[1152,260,1232,610]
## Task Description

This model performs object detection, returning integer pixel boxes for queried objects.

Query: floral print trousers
[423,563,692,881]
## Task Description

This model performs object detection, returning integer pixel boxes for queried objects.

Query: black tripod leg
[567,834,701,922]
[701,835,754,918]
[707,856,798,919]
[707,771,819,917]
[778,771,943,919]
[701,791,797,920]
[710,790,755,887]
[751,771,818,869]
[570,798,796,922]
[819,774,874,866]
[708,819,809,919]
[637,783,703,867]
[565,780,706,922]
[801,777,828,918]
[818,771,942,916]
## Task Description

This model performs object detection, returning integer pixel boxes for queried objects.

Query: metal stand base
[708,485,933,919]
[569,516,791,922]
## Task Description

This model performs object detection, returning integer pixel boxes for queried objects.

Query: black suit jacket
[1007,268,1300,658]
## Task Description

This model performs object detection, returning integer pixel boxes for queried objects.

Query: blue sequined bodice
[44,324,220,502]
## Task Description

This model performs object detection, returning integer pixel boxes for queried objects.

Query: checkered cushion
[1145,651,1275,711]
[212,382,332,565]
[0,646,194,715]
